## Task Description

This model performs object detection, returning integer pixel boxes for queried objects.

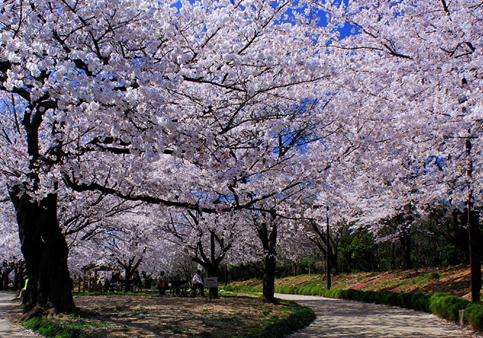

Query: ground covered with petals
[22,293,314,337]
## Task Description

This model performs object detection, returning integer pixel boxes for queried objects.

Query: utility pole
[326,205,331,290]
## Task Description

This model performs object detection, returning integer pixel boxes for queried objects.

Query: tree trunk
[332,246,339,274]
[0,265,11,290]
[326,207,331,289]
[391,243,396,269]
[468,196,481,303]
[466,138,480,303]
[401,231,412,269]
[263,254,276,303]
[9,187,75,313]
[207,265,219,299]
[255,214,278,303]
[14,264,25,291]
[0,271,7,290]
[124,268,133,292]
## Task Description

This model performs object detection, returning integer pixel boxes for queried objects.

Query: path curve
[0,292,39,337]
[276,293,480,338]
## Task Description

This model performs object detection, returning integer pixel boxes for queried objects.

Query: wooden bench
[169,280,189,297]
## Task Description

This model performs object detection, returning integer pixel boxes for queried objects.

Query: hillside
[227,265,480,300]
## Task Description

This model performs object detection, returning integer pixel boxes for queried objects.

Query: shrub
[407,293,431,312]
[429,293,470,322]
[248,301,315,338]
[325,289,342,298]
[464,303,483,331]
[337,289,354,299]
[361,291,376,303]
[373,291,392,305]
[225,281,475,330]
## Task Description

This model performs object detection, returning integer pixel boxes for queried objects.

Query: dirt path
[0,292,39,337]
[276,294,480,338]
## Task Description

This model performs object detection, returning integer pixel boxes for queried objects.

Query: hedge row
[247,301,316,338]
[464,303,483,332]
[223,284,483,331]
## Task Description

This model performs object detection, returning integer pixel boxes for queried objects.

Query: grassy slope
[228,265,476,299]
[225,265,483,332]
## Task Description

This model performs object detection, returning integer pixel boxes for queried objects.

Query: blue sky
[170,0,354,39]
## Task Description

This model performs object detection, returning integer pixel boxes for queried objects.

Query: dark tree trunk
[119,256,143,292]
[263,253,276,302]
[326,251,334,290]
[0,265,12,290]
[207,232,220,299]
[0,271,8,290]
[124,269,133,292]
[468,198,481,303]
[9,187,75,313]
[466,138,480,303]
[401,231,412,269]
[326,207,331,290]
[256,215,278,303]
[207,265,219,299]
[332,246,339,274]
[14,263,25,291]
[391,243,396,270]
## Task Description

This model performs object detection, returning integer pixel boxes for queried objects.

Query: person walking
[156,271,169,296]
[191,271,204,297]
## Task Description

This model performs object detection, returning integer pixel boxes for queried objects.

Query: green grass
[218,289,260,298]
[223,284,262,294]
[23,317,108,338]
[244,300,315,338]
[396,272,440,289]
[227,266,474,297]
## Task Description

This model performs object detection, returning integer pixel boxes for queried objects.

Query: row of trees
[0,0,480,313]
[227,204,477,282]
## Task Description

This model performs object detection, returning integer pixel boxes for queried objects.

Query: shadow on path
[0,292,39,337]
[276,293,479,338]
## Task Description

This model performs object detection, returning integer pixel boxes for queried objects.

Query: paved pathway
[0,292,39,337]
[276,293,480,338]
[1,291,479,338]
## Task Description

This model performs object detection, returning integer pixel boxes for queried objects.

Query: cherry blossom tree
[161,209,243,298]
[317,0,481,301]
[0,0,333,312]
[3,0,477,314]
[68,207,178,291]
